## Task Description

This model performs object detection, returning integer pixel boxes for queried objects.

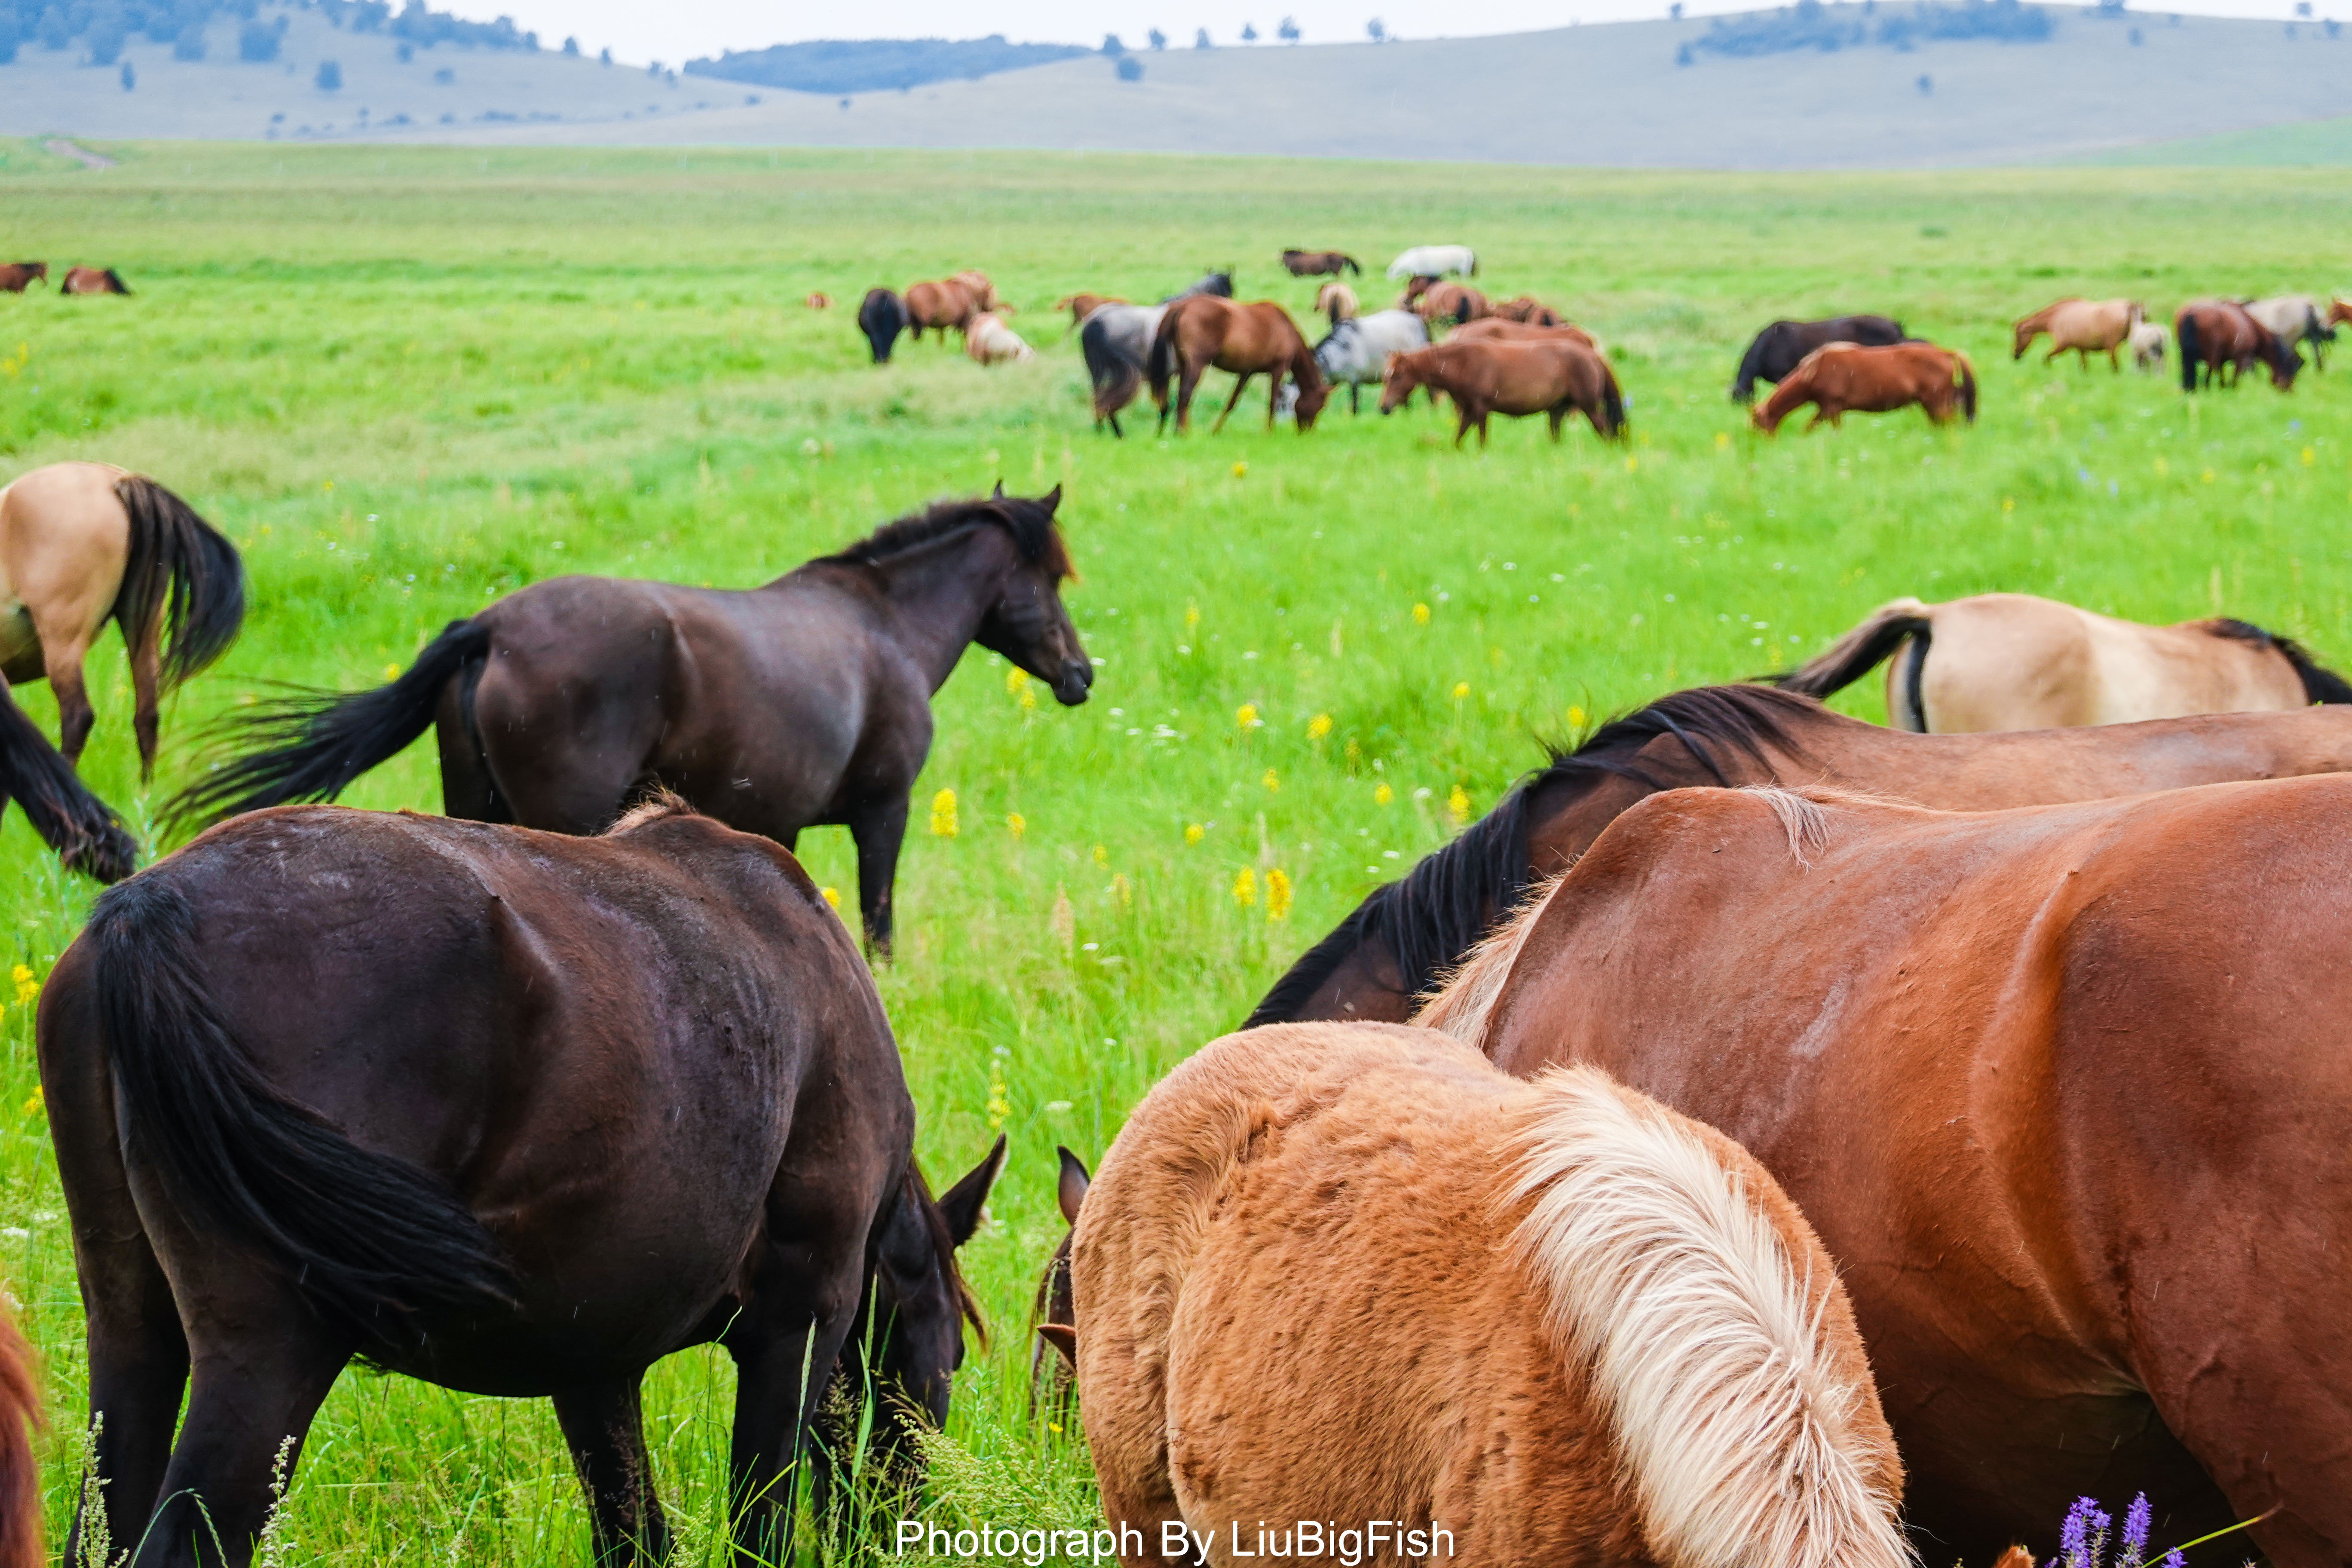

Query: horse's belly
[0,596,39,676]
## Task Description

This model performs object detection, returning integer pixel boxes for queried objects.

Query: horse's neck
[863,528,1016,692]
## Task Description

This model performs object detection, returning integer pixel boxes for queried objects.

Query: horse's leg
[724,1224,867,1565]
[1175,358,1203,435]
[848,791,910,960]
[554,1375,671,1566]
[1350,382,1360,415]
[129,630,162,784]
[1210,372,1251,434]
[1107,410,1123,439]
[1452,403,1474,447]
[42,628,95,764]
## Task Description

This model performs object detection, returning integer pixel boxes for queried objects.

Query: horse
[1728,314,1906,401]
[1080,304,1167,437]
[1055,292,1124,327]
[61,267,129,295]
[1243,683,2352,1028]
[1422,775,2352,1565]
[0,264,44,294]
[1396,274,1438,308]
[803,291,831,309]
[1145,297,1329,435]
[1159,271,1232,303]
[0,1297,40,1568]
[947,270,1000,312]
[1063,1021,1910,1568]
[1778,592,2352,732]
[2245,293,2333,368]
[856,287,907,363]
[1280,248,1359,277]
[1385,244,1476,279]
[1378,339,1625,446]
[1751,341,1975,434]
[1310,280,1357,326]
[2331,296,2352,332]
[1446,316,1598,350]
[1028,1145,1088,1416]
[2010,297,2141,369]
[903,279,980,342]
[41,798,1003,1568]
[964,312,1034,365]
[2176,299,2299,390]
[2129,318,2168,369]
[1488,294,1563,326]
[1309,309,1425,414]
[0,462,245,780]
[1412,281,1488,328]
[168,490,1090,957]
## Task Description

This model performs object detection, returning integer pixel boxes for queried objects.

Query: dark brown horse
[170,490,1090,956]
[60,267,129,296]
[1279,248,1359,277]
[0,265,44,294]
[1751,341,1975,434]
[1378,339,1624,445]
[1729,313,1907,401]
[43,800,1002,1568]
[1145,296,1329,435]
[1245,683,2352,1028]
[0,1298,39,1568]
[2177,299,2300,390]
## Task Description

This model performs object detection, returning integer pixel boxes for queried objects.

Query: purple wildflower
[2158,1555,2185,1568]
[2061,1497,2112,1568]
[2119,1494,2153,1568]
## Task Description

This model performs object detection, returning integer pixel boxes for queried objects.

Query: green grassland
[1,138,2349,1562]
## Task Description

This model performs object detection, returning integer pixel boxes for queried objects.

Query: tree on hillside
[316,57,341,88]
[599,45,611,63]
[1241,20,1258,40]
[561,34,577,53]
[1366,17,1385,39]
[1278,15,1299,39]
[239,15,285,60]
[1195,26,1212,45]
[1148,27,1166,47]
[119,58,134,87]
[1116,53,1142,77]
[1102,31,1125,52]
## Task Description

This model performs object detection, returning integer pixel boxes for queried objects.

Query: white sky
[442,0,2329,71]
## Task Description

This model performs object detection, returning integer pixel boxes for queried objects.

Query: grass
[1,138,2349,1563]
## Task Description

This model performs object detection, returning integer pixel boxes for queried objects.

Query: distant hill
[685,37,1091,95]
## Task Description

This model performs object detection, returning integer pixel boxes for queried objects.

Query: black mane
[819,494,1068,576]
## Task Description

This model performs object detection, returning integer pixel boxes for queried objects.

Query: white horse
[2129,319,2169,371]
[1385,244,1477,280]
[965,312,1034,366]
[1312,309,1427,413]
[2245,294,2334,369]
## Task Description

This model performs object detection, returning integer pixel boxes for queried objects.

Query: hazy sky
[445,0,2324,70]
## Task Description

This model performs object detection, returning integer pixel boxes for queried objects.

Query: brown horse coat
[1280,248,1360,276]
[2011,297,2140,368]
[1071,1022,1907,1568]
[1378,339,1625,445]
[0,265,44,294]
[1752,341,1975,433]
[1412,280,1488,327]
[60,267,129,295]
[0,1302,37,1568]
[1488,294,1563,326]
[1056,292,1124,325]
[2177,299,2299,390]
[1445,315,1598,350]
[904,279,980,341]
[1146,296,1329,434]
[1426,776,2352,1566]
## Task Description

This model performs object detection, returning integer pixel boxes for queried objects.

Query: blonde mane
[1413,872,1564,1045]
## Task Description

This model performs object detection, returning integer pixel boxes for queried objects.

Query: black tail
[1772,599,1932,704]
[1956,354,1978,423]
[1145,306,1180,412]
[858,287,906,364]
[89,876,514,1339]
[0,689,135,882]
[166,619,490,829]
[103,269,129,295]
[1081,313,1142,429]
[2203,619,2352,704]
[1599,365,1628,440]
[1343,254,1362,276]
[112,475,246,692]
[2178,313,2200,393]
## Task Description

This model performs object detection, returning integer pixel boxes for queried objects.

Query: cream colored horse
[964,312,1034,365]
[1311,280,1358,326]
[1779,591,2347,732]
[2129,318,2168,370]
[2011,297,2141,369]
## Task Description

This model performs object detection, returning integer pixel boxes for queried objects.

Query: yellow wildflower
[1236,703,1260,729]
[383,664,400,680]
[1374,782,1394,806]
[1451,682,1470,701]
[1714,430,1730,449]
[819,886,840,909]
[1265,868,1292,921]
[1568,705,1587,728]
[20,1085,41,1118]
[1449,784,1471,824]
[2305,446,2317,466]
[1231,461,1248,478]
[986,1062,1011,1130]
[11,966,35,1008]
[929,789,958,837]
[1184,823,1205,845]
[1185,603,1201,630]
[1263,769,1280,793]
[1007,813,1026,839]
[1111,872,1133,909]
[1092,844,1109,867]
[1232,867,1257,906]
[1307,713,1332,741]
[1412,603,1430,625]
[1007,667,1030,695]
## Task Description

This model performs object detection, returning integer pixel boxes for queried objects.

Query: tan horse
[1752,341,1975,433]
[1311,280,1357,326]
[964,312,1034,365]
[1066,1021,1910,1568]
[1055,292,1124,326]
[2011,296,2141,369]
[1379,339,1625,445]
[1145,296,1329,434]
[1779,591,2346,731]
[0,462,244,777]
[1489,294,1563,326]
[1447,316,1597,350]
[0,265,44,294]
[903,278,980,342]
[60,267,129,296]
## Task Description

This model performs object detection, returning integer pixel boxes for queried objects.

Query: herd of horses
[0,263,132,295]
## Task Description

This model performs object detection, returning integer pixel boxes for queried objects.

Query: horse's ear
[1041,484,1062,515]
[1036,1323,1078,1367]
[937,1133,1008,1247]
[1056,1145,1092,1224]
[992,480,1005,499]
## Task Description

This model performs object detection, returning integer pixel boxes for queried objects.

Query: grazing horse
[1413,280,1489,328]
[1145,297,1329,435]
[1728,314,1906,401]
[2176,299,2299,390]
[42,799,1002,1568]
[169,490,1090,956]
[1488,294,1563,326]
[1310,309,1425,414]
[947,270,1000,312]
[2245,294,2334,369]
[1159,271,1232,303]
[0,264,44,294]
[1447,316,1597,350]
[964,312,1033,365]
[1378,339,1625,446]
[2331,296,2352,332]
[1244,683,2352,1027]
[1066,1022,1910,1568]
[2011,296,2141,369]
[1752,341,1975,433]
[1779,591,2352,732]
[903,278,980,342]
[1395,274,1438,308]
[1055,292,1124,327]
[1310,280,1357,326]
[0,1298,40,1568]
[0,462,245,779]
[1424,776,2352,1565]
[1080,303,1167,437]
[1385,244,1476,279]
[1280,248,1359,276]
[61,267,129,295]
[856,287,907,363]
[2129,318,2168,369]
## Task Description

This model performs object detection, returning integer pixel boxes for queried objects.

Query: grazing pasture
[1,140,2351,1562]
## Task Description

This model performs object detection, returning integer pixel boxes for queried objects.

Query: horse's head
[977,485,1092,706]
[1029,1146,1090,1414]
[2267,334,2304,389]
[1293,370,1331,431]
[1377,353,1417,414]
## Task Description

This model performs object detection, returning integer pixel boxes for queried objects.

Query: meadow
[1,135,2349,1563]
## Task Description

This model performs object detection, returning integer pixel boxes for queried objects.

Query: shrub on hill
[684,35,1090,94]
[0,0,536,69]
[1679,0,2050,61]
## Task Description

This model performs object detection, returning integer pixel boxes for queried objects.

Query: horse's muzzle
[1053,661,1093,706]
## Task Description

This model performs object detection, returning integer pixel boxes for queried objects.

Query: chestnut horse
[903,278,980,342]
[1488,294,1563,326]
[60,267,129,295]
[1378,339,1624,445]
[1446,316,1597,350]
[2011,297,2141,369]
[1145,296,1329,435]
[1413,280,1488,327]
[2177,299,2299,390]
[1055,292,1124,327]
[0,264,44,294]
[1066,1021,1909,1568]
[1424,775,2352,1565]
[1751,341,1975,434]
[1729,313,1906,401]
[803,291,830,309]
[2330,296,2352,332]
[43,799,1002,1568]
[0,462,245,779]
[171,490,1090,956]
[1244,683,2352,1027]
[1779,591,2352,732]
[0,1299,40,1568]
[1280,248,1359,276]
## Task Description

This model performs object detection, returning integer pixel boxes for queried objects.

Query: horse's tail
[1954,352,1977,423]
[165,618,490,829]
[0,1301,37,1568]
[2178,311,2201,392]
[0,687,136,882]
[1772,598,1932,709]
[86,874,517,1340]
[1343,254,1361,275]
[2198,619,2352,705]
[1081,313,1141,421]
[112,474,247,692]
[104,269,129,295]
[1730,329,1771,402]
[1145,302,1181,409]
[1599,360,1628,441]
[1508,1068,1908,1568]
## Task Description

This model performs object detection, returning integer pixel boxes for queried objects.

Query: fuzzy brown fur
[1056,292,1124,325]
[0,1302,39,1568]
[1446,315,1597,350]
[1380,338,1625,445]
[905,278,982,341]
[1751,341,1976,433]
[1488,294,1564,326]
[0,264,45,294]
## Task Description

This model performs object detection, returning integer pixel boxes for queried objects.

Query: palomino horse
[964,312,1034,364]
[1080,304,1167,437]
[1423,776,2352,1565]
[1447,316,1598,349]
[903,278,980,342]
[1779,591,2351,731]
[1413,281,1488,327]
[0,462,245,778]
[0,264,44,294]
[1055,292,1124,327]
[1728,314,1905,401]
[171,490,1091,956]
[1280,248,1359,276]
[43,799,1002,1568]
[1311,280,1357,326]
[856,287,906,362]
[2245,293,2333,368]
[1065,1022,1909,1568]
[1244,683,2352,1026]
[0,1299,39,1568]
[1379,339,1625,446]
[1310,309,1425,414]
[2011,297,2141,369]
[2176,299,2299,390]
[1385,244,1476,278]
[1752,341,1975,433]
[1146,297,1329,435]
[1488,294,1564,325]
[60,267,129,295]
